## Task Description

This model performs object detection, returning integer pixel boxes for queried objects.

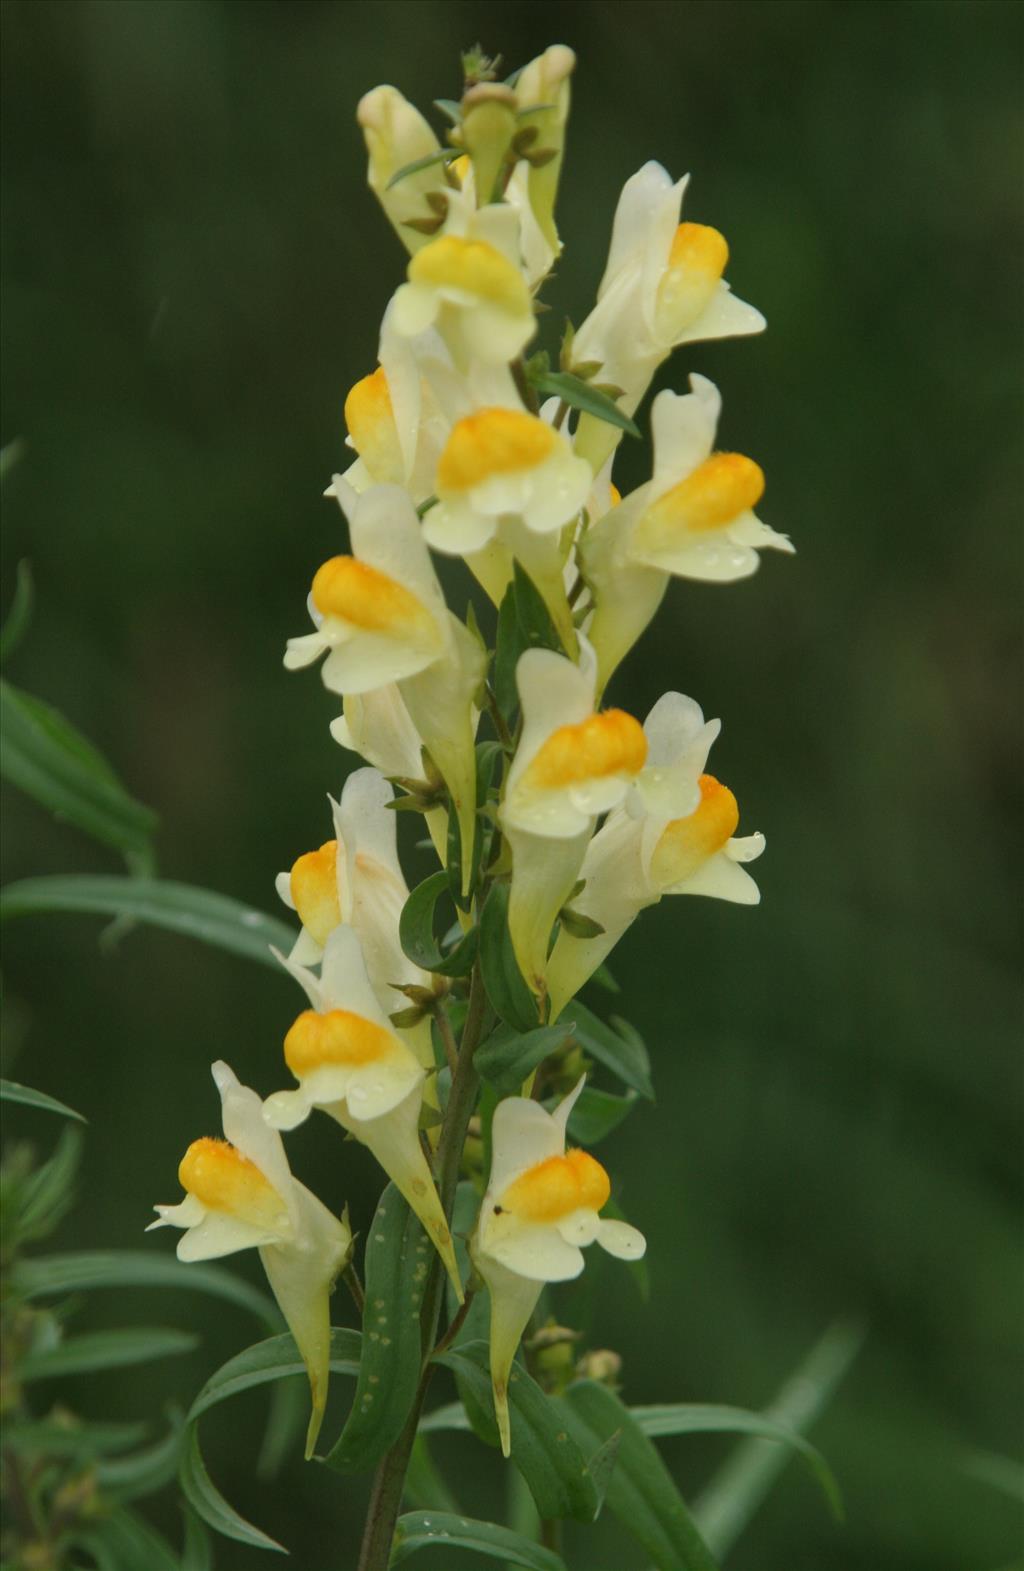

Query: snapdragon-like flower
[341,364,447,503]
[545,693,763,1020]
[149,1061,351,1456]
[265,925,462,1299]
[390,191,535,368]
[471,1078,645,1455]
[572,163,765,470]
[276,769,433,1040]
[500,641,648,997]
[583,374,793,691]
[285,479,483,885]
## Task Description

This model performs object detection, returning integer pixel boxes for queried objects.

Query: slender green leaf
[182,1330,361,1555]
[399,871,477,976]
[405,1434,462,1514]
[386,147,459,188]
[17,1125,83,1239]
[568,1003,653,1100]
[532,371,641,438]
[418,1400,473,1434]
[586,1427,623,1518]
[98,1411,184,1502]
[186,1328,361,1424]
[475,1021,575,1095]
[391,1511,566,1570]
[181,1507,214,1571]
[0,875,296,968]
[75,1506,182,1571]
[1,559,34,665]
[15,1249,278,1329]
[631,1403,841,1516]
[0,678,157,857]
[0,1078,85,1121]
[21,1327,198,1382]
[589,961,620,994]
[325,1186,426,1473]
[446,739,503,906]
[4,1418,149,1458]
[494,584,523,717]
[480,882,539,1033]
[180,1424,285,1555]
[436,1341,600,1524]
[960,1448,1024,1503]
[560,1380,719,1571]
[513,559,564,654]
[693,1320,864,1556]
[565,1086,638,1145]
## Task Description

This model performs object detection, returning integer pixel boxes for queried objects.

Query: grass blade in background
[390,1511,567,1569]
[0,876,295,967]
[693,1319,864,1557]
[14,1249,279,1328]
[20,1327,198,1381]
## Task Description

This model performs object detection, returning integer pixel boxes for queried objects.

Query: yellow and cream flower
[340,364,447,504]
[545,693,765,1020]
[389,192,535,367]
[265,925,462,1298]
[500,640,648,996]
[583,374,793,691]
[572,162,765,469]
[357,84,451,256]
[424,405,591,555]
[286,479,483,886]
[513,44,576,258]
[149,1061,352,1457]
[470,1077,645,1456]
[275,768,431,1019]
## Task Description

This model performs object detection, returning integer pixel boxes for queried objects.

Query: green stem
[355,967,489,1571]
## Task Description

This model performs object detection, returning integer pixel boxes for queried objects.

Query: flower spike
[149,1062,352,1458]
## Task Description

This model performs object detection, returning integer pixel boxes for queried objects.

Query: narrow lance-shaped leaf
[399,871,477,977]
[475,1021,575,1096]
[693,1319,864,1557]
[14,1248,278,1330]
[0,876,297,969]
[0,559,34,665]
[182,1330,362,1554]
[568,1003,654,1100]
[325,1186,426,1473]
[559,1379,720,1571]
[20,1327,199,1382]
[390,1511,567,1570]
[479,881,540,1034]
[435,1340,600,1524]
[0,1078,85,1122]
[565,1086,639,1145]
[0,678,157,860]
[531,370,642,438]
[97,1411,185,1503]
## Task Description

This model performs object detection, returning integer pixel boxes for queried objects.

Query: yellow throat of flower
[524,709,648,792]
[289,840,341,946]
[178,1138,287,1229]
[311,556,435,640]
[655,222,729,338]
[437,407,558,492]
[284,1009,396,1076]
[344,368,403,485]
[650,773,739,887]
[498,1147,611,1222]
[634,453,764,555]
[409,233,530,314]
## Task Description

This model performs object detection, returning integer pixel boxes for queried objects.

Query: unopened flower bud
[462,83,518,205]
[576,1348,623,1388]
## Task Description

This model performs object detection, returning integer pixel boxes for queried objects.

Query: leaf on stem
[325,1186,426,1473]
[0,875,296,969]
[14,1248,279,1330]
[564,1086,639,1145]
[400,871,478,976]
[391,1510,567,1569]
[475,1021,576,1096]
[567,1003,654,1100]
[435,1340,600,1524]
[559,1379,720,1571]
[479,881,539,1033]
[20,1327,198,1382]
[531,371,641,438]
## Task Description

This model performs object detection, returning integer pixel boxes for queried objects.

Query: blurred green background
[2,0,1022,1566]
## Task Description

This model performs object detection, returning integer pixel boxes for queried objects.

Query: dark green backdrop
[3,2,1021,1567]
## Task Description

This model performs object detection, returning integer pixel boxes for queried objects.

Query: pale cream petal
[274,871,296,910]
[726,510,795,554]
[148,1193,205,1231]
[176,1212,278,1261]
[422,497,499,554]
[284,631,329,671]
[663,847,761,903]
[472,1253,543,1457]
[555,1207,602,1247]
[212,1061,297,1229]
[318,925,393,1023]
[481,1217,585,1282]
[675,280,766,345]
[486,1094,569,1197]
[599,161,678,294]
[262,1087,314,1131]
[649,375,719,493]
[727,831,766,864]
[321,633,438,695]
[391,280,440,338]
[595,1217,647,1260]
[505,825,590,994]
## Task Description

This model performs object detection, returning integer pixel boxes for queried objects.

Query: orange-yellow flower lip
[311,556,436,639]
[525,709,648,792]
[639,454,765,542]
[408,233,530,314]
[178,1137,283,1224]
[437,407,558,494]
[284,1008,396,1076]
[290,841,341,946]
[651,772,740,885]
[498,1148,611,1223]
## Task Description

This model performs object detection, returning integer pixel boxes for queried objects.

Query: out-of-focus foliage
[1,2,1020,1567]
